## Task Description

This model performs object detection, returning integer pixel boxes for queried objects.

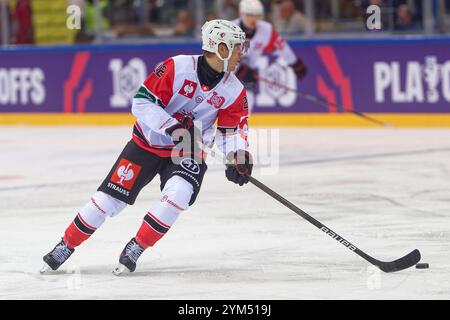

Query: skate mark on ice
[0,176,23,181]
[293,192,405,207]
[280,147,450,167]
[410,188,450,198]
[0,180,98,192]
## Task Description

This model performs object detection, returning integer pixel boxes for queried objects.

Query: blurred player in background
[234,0,308,109]
[41,19,253,275]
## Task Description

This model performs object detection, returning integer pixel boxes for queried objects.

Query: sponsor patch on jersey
[207,91,226,109]
[110,158,142,190]
[274,37,285,50]
[195,96,204,104]
[180,158,200,175]
[178,80,198,99]
[254,42,263,50]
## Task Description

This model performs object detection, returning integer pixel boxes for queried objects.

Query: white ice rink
[0,126,449,300]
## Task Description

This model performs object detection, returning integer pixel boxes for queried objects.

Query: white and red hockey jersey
[233,19,297,69]
[131,55,249,157]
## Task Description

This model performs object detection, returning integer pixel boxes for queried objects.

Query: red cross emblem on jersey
[178,80,198,99]
[207,91,226,109]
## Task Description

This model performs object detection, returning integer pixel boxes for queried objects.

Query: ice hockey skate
[41,239,75,274]
[112,238,145,276]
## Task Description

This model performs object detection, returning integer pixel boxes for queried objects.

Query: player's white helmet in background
[201,19,248,72]
[239,0,264,16]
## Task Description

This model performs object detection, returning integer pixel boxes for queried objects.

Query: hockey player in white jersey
[41,19,253,275]
[234,0,308,106]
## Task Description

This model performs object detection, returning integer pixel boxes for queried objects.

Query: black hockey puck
[415,263,429,269]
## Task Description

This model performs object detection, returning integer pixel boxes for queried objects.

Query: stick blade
[377,249,421,273]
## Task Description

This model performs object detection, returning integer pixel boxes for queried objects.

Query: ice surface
[0,126,449,299]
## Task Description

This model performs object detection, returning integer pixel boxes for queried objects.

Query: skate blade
[40,263,52,274]
[112,264,130,276]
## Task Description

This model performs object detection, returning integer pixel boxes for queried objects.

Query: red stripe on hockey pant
[63,221,93,248]
[135,220,167,250]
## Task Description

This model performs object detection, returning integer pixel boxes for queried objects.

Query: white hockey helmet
[239,0,264,16]
[201,19,247,71]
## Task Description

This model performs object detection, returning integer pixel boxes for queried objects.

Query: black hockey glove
[166,114,202,157]
[290,58,308,80]
[225,150,253,186]
[236,64,258,85]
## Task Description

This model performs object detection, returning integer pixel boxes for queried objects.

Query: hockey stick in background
[248,176,421,272]
[256,75,394,128]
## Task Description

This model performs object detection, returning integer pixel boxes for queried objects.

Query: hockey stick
[248,176,421,272]
[256,76,394,128]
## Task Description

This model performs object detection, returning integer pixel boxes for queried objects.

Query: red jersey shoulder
[217,87,248,128]
[255,20,285,53]
[152,58,175,78]
[142,58,176,106]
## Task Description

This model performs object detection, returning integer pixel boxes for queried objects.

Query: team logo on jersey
[180,158,200,175]
[254,42,263,50]
[207,91,226,109]
[274,37,285,50]
[110,158,142,190]
[178,80,198,99]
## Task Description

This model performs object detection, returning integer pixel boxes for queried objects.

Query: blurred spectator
[148,0,162,23]
[394,3,421,31]
[109,0,154,38]
[74,0,111,43]
[206,12,219,22]
[86,0,111,32]
[0,1,12,44]
[12,0,33,44]
[339,0,362,19]
[273,0,312,34]
[314,0,331,19]
[109,0,138,25]
[222,0,239,20]
[173,9,195,36]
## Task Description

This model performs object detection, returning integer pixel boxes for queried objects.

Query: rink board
[1,36,449,126]
[1,113,450,127]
